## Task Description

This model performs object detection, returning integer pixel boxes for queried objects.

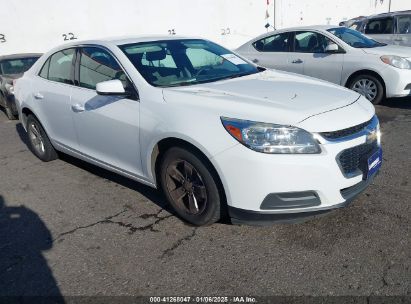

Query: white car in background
[236,25,411,105]
[15,36,381,226]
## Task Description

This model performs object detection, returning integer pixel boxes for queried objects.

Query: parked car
[0,53,41,119]
[342,10,411,47]
[14,36,381,226]
[236,25,411,105]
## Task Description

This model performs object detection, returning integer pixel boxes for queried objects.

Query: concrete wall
[0,0,409,55]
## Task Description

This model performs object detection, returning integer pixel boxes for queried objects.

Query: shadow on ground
[0,195,64,302]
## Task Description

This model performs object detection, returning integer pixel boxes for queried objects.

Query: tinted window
[0,57,39,75]
[79,47,127,90]
[253,33,289,52]
[328,27,385,48]
[349,21,363,31]
[293,31,331,53]
[365,18,394,34]
[39,58,50,79]
[120,39,259,87]
[46,49,75,84]
[397,15,411,34]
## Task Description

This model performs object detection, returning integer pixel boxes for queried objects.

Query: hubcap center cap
[183,181,192,192]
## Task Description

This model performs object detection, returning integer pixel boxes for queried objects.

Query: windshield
[327,27,386,48]
[0,57,39,75]
[119,39,260,87]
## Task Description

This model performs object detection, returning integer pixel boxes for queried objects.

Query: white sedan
[15,36,381,226]
[236,25,411,105]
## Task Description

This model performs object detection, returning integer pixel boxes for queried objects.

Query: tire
[5,103,17,120]
[159,147,222,226]
[26,115,58,162]
[348,74,384,105]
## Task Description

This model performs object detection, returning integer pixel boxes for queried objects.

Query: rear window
[0,57,39,75]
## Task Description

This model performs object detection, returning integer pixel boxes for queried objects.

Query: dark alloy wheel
[26,115,58,162]
[160,147,222,226]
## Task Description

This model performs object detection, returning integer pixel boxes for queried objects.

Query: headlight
[381,55,411,69]
[5,83,14,95]
[221,117,321,154]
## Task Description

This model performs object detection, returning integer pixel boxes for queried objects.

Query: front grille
[321,118,373,140]
[338,141,379,176]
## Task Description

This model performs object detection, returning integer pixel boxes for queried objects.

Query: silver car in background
[236,25,411,104]
[342,10,411,47]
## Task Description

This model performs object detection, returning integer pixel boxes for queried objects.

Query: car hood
[361,45,411,58]
[162,69,362,126]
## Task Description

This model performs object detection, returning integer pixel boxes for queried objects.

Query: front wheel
[26,115,58,162]
[159,147,222,226]
[349,74,384,105]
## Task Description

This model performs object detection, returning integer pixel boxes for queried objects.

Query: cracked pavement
[0,98,410,296]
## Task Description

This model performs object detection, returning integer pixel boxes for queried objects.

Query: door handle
[291,59,303,64]
[71,104,85,113]
[33,93,44,100]
[252,58,259,63]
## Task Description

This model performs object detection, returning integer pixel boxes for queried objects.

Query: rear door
[244,32,298,73]
[364,17,395,45]
[289,31,344,85]
[394,14,411,46]
[69,46,143,177]
[30,48,79,150]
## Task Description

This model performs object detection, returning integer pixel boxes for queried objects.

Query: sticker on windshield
[221,54,248,65]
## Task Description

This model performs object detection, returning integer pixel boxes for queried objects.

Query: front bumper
[211,117,381,224]
[383,66,411,98]
[228,176,375,225]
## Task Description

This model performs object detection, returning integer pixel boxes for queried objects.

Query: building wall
[0,0,409,55]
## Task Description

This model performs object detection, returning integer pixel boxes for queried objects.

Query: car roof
[250,25,339,40]
[0,53,43,61]
[368,9,411,18]
[63,35,203,48]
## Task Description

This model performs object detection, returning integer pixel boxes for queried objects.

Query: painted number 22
[62,33,77,41]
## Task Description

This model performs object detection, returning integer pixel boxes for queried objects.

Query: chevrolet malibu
[236,25,411,105]
[14,36,382,226]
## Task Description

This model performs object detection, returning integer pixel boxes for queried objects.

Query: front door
[290,31,344,85]
[364,17,395,45]
[70,46,143,177]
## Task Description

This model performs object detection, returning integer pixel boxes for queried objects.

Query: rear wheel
[26,115,58,162]
[160,147,222,226]
[349,74,384,105]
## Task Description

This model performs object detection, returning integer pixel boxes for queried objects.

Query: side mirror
[96,80,126,95]
[325,43,339,53]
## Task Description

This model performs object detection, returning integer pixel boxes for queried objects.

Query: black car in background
[0,54,41,120]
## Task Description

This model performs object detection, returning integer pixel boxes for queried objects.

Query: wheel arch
[150,136,228,208]
[345,69,386,97]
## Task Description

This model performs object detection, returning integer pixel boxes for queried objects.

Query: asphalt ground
[0,97,410,299]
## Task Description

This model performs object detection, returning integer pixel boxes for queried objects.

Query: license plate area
[366,148,382,180]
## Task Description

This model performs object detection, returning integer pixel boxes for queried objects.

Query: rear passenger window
[47,49,75,84]
[252,33,289,52]
[365,18,394,34]
[79,47,126,90]
[39,58,50,79]
[397,15,411,34]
